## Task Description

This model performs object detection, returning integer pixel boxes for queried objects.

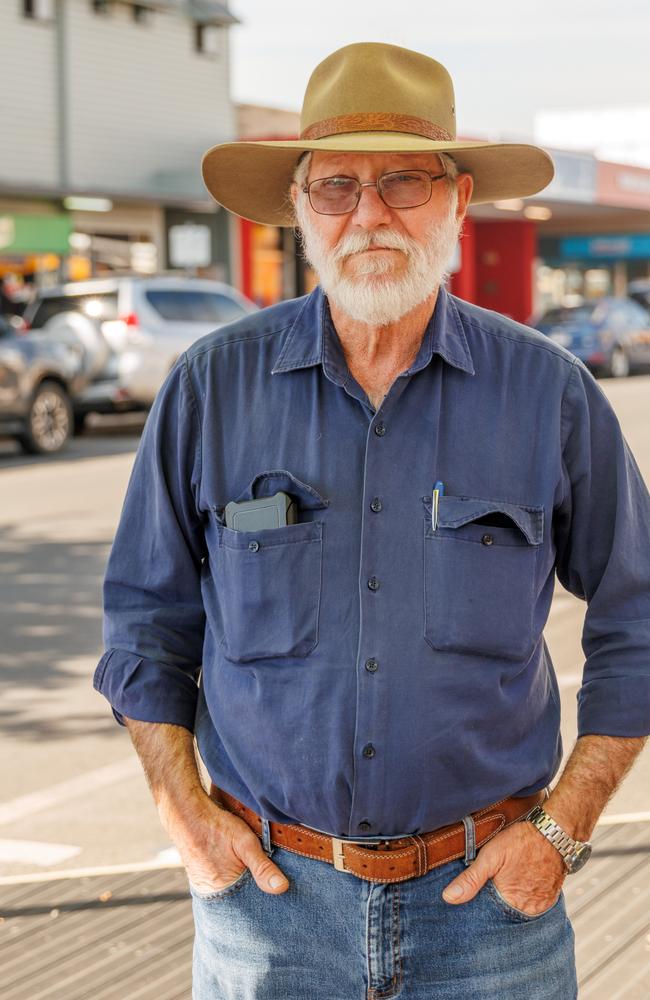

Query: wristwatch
[526,805,593,874]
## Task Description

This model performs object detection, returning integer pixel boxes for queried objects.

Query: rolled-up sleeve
[554,359,650,737]
[93,354,206,730]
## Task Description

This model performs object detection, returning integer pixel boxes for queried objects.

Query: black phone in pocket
[224,491,297,531]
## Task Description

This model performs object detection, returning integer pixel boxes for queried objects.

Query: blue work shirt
[94,286,650,839]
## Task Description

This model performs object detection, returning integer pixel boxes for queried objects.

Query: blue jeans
[191,843,577,999]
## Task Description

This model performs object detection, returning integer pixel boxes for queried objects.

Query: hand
[442,819,566,916]
[165,792,290,896]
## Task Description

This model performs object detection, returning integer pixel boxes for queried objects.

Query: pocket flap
[235,470,329,510]
[422,495,544,545]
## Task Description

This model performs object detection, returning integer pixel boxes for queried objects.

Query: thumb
[442,855,493,905]
[240,839,289,895]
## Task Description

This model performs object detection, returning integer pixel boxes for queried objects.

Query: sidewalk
[1,820,649,1000]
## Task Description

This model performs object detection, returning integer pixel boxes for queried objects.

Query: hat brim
[201,134,555,226]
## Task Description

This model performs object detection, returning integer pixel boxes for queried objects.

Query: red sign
[597,160,650,209]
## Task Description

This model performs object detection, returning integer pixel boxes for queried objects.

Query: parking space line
[0,757,140,827]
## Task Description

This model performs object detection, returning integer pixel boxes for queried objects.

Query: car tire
[73,411,88,436]
[18,380,73,455]
[609,346,630,378]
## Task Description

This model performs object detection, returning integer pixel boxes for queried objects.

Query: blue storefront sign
[560,234,650,261]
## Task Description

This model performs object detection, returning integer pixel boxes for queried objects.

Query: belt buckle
[331,836,387,873]
[332,838,348,872]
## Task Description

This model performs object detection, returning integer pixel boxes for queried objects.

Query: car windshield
[145,290,247,324]
[539,305,597,325]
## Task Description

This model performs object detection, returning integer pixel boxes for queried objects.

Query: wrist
[543,796,595,842]
[157,783,212,837]
[526,804,593,874]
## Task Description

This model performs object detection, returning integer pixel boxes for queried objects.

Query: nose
[349,181,394,229]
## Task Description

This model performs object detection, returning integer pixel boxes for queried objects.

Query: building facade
[0,0,238,290]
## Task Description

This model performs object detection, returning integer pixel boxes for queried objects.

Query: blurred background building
[2,0,650,323]
[1,0,238,298]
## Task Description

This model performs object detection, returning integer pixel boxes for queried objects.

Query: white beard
[295,193,461,326]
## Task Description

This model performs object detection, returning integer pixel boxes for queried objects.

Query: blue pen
[432,480,445,530]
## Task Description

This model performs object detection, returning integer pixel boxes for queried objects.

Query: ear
[289,181,299,207]
[455,173,474,221]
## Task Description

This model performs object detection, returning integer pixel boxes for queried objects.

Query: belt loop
[462,814,476,866]
[261,817,272,856]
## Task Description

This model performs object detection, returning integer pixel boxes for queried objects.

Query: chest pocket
[422,495,544,662]
[215,470,328,664]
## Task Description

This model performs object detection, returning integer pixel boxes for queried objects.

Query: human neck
[328,288,439,370]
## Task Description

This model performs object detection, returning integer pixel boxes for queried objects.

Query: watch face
[567,842,592,873]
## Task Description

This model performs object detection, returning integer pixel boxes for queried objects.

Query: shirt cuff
[578,676,650,738]
[93,648,199,732]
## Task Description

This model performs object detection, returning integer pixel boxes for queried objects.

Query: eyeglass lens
[308,170,434,214]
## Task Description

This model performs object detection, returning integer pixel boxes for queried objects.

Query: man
[94,43,650,998]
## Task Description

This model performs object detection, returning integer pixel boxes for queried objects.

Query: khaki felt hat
[201,42,554,226]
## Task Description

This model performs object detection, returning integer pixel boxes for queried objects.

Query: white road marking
[153,847,181,864]
[0,839,81,866]
[0,757,140,827]
[557,673,583,688]
[597,811,650,826]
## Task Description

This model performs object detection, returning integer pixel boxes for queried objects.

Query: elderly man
[94,43,650,999]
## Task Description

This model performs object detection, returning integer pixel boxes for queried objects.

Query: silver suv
[22,276,258,428]
[0,314,87,454]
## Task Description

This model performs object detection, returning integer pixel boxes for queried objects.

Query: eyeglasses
[302,168,448,215]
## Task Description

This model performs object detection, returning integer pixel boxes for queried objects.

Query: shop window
[23,0,55,20]
[195,24,223,57]
[132,3,151,24]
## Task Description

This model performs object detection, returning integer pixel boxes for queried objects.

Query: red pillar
[239,218,254,301]
[473,221,536,323]
[449,217,476,301]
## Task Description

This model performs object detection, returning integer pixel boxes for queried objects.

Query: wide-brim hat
[202,42,554,226]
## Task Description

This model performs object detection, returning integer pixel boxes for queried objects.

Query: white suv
[23,276,258,426]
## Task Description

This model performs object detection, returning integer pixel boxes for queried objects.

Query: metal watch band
[526,805,592,872]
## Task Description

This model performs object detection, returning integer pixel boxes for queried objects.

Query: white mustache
[333,229,414,261]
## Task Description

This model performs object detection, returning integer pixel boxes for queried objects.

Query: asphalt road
[0,384,649,878]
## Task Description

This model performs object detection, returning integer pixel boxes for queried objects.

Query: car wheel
[18,380,73,454]
[609,347,630,378]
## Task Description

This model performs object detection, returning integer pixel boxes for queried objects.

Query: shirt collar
[271,285,475,378]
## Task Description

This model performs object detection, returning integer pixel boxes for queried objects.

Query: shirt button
[481,534,494,546]
[374,422,387,437]
[362,743,376,758]
[365,657,379,673]
[370,497,382,513]
[367,576,380,591]
[248,540,260,552]
[358,820,372,832]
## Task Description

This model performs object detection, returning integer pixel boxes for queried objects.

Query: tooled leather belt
[210,784,548,885]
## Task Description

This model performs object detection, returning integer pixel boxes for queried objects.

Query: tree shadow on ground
[0,522,121,741]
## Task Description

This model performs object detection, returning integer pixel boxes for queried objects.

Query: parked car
[0,314,88,454]
[533,297,650,377]
[21,276,258,424]
[628,279,650,314]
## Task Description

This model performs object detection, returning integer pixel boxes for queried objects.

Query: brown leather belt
[210,784,548,885]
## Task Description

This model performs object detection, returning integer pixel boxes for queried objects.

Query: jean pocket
[189,867,253,901]
[422,495,544,661]
[485,878,563,922]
